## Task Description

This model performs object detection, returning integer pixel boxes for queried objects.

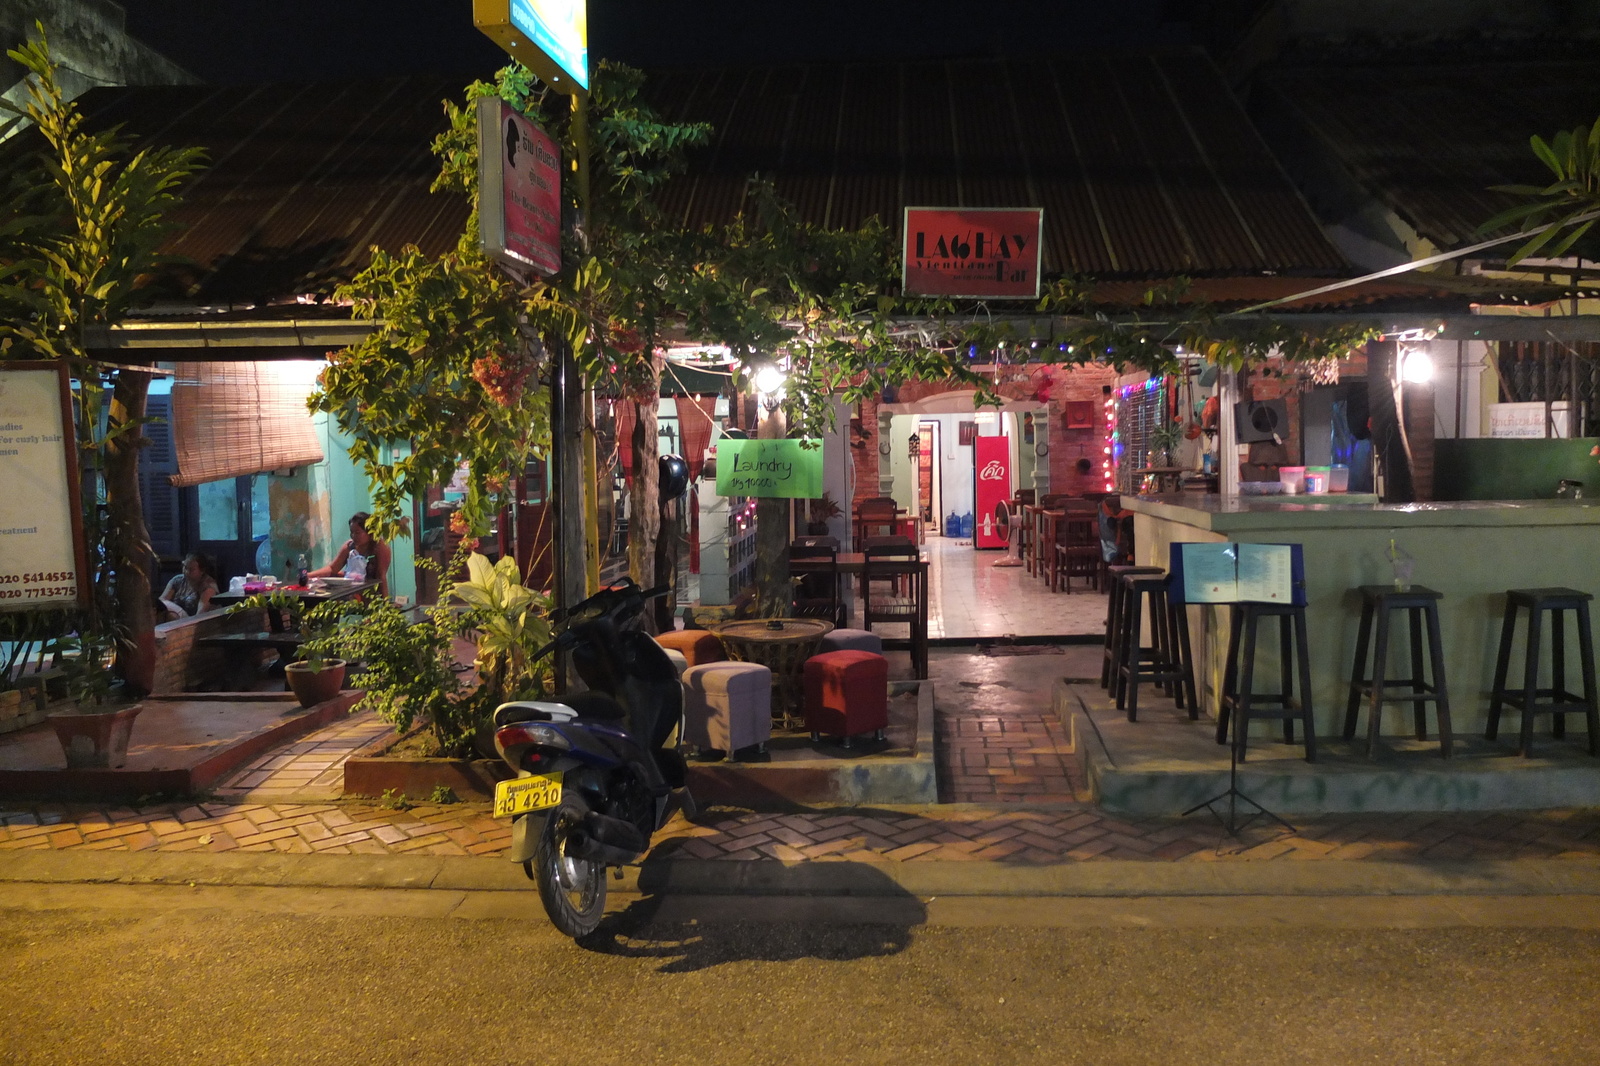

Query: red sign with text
[973,434,1012,549]
[479,98,562,277]
[902,207,1043,299]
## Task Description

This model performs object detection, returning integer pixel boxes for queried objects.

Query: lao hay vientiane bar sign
[902,207,1043,299]
[714,439,824,499]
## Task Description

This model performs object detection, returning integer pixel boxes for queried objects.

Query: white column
[1032,406,1050,497]
[877,409,895,496]
[1218,371,1240,498]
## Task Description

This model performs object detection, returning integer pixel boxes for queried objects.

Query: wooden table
[212,580,378,631]
[793,552,930,679]
[713,618,835,726]
[1135,466,1188,494]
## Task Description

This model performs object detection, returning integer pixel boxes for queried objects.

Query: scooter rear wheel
[534,800,607,939]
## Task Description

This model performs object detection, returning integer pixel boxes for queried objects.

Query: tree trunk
[754,406,791,618]
[625,356,662,633]
[654,495,678,633]
[106,369,156,695]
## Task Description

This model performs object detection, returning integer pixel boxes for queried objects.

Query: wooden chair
[789,543,843,626]
[861,542,926,676]
[1049,503,1101,593]
[855,498,901,544]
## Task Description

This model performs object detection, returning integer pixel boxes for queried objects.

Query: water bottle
[295,553,309,587]
[960,512,974,538]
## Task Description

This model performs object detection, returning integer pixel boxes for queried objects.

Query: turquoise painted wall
[297,414,417,603]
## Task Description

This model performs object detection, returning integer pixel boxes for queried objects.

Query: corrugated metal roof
[62,77,470,307]
[648,51,1349,278]
[28,55,1353,312]
[1089,274,1577,313]
[1259,59,1600,251]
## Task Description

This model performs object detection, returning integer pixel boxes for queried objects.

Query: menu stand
[1182,737,1294,837]
[1170,540,1306,837]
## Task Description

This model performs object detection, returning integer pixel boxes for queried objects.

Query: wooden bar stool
[1100,564,1163,689]
[1342,585,1453,758]
[1486,587,1600,757]
[1113,571,1198,722]
[1216,602,1316,762]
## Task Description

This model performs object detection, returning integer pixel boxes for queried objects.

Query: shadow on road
[579,815,927,972]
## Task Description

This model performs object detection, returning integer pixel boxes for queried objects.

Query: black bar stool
[1100,564,1164,689]
[1487,587,1600,757]
[1113,571,1198,722]
[1216,602,1316,762]
[1343,585,1454,758]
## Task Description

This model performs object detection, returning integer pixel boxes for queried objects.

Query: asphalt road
[4,882,1600,1065]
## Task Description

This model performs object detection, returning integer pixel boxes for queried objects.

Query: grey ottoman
[819,628,884,655]
[683,661,771,756]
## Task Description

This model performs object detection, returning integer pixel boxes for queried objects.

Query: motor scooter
[491,580,692,939]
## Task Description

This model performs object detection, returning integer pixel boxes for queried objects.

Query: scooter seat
[493,703,555,726]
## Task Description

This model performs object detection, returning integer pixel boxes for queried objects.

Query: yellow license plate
[493,773,563,818]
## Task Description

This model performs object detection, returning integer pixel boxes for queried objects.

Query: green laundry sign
[714,438,823,499]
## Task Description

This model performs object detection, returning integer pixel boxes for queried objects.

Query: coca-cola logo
[979,460,1006,481]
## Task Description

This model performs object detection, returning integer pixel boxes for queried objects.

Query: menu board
[0,364,88,611]
[1172,542,1300,605]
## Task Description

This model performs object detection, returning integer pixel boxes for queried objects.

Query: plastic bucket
[1305,466,1331,494]
[1329,465,1350,493]
[1279,466,1305,494]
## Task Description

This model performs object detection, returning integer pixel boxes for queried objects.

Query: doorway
[916,420,940,531]
[190,474,272,583]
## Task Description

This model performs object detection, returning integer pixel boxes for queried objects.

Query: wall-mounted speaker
[1234,400,1288,444]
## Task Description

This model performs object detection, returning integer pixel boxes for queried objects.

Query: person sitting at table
[159,553,218,621]
[307,511,391,597]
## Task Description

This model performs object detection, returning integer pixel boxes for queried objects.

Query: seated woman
[160,553,218,621]
[307,511,392,598]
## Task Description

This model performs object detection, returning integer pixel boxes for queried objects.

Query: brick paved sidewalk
[5,799,1600,865]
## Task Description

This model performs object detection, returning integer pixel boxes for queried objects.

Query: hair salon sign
[902,207,1043,299]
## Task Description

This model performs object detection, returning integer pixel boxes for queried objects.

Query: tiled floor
[924,535,1107,639]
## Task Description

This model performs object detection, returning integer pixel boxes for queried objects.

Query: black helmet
[658,454,690,499]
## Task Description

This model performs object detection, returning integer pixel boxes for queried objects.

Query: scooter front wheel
[533,799,607,939]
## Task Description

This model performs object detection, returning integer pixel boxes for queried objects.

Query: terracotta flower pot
[284,659,347,709]
[48,704,143,769]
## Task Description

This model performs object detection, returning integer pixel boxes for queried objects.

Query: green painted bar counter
[1122,494,1600,743]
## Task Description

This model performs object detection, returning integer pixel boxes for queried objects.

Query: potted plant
[336,551,552,761]
[46,629,143,769]
[1148,418,1185,468]
[229,592,349,708]
[806,492,842,536]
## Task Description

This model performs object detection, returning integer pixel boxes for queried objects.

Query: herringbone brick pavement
[5,801,1600,865]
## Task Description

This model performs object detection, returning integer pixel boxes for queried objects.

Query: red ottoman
[804,650,889,747]
[654,629,726,666]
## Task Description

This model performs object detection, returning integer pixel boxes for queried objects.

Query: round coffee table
[712,618,835,727]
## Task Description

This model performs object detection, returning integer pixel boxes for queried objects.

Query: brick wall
[851,364,1119,506]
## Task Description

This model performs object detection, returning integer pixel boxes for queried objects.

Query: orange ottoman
[654,629,726,666]
[803,650,889,747]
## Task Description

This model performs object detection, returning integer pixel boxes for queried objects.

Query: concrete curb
[4,849,1600,899]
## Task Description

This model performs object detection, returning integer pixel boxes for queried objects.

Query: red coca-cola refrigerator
[973,434,1012,549]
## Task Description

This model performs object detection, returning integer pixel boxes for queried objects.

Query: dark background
[118,0,1196,84]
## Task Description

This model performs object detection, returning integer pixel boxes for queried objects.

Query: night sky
[118,0,1191,84]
